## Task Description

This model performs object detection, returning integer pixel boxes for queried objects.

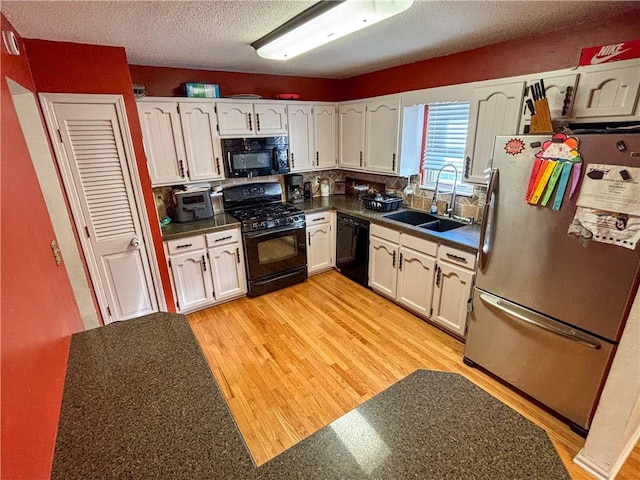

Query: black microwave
[221,136,289,178]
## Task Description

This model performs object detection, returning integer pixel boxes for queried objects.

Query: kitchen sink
[383,210,466,232]
[383,210,438,225]
[419,218,466,232]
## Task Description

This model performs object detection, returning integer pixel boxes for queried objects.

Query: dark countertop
[161,196,480,253]
[299,195,480,253]
[161,213,240,241]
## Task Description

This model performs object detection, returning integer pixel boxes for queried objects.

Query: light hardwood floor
[188,270,639,479]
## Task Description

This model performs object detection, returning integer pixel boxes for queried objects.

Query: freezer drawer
[464,288,614,430]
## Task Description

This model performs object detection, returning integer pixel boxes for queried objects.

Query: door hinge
[430,308,433,316]
[107,306,112,316]
[467,298,473,313]
[168,259,172,268]
[176,104,180,113]
[57,129,64,143]
[214,105,217,114]
[84,226,90,238]
[206,252,210,259]
[176,301,180,309]
[216,124,219,132]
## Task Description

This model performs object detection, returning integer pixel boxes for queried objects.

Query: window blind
[421,102,472,194]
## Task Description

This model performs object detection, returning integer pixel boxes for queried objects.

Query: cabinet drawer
[438,245,476,270]
[206,228,240,247]
[166,235,206,255]
[400,233,437,257]
[371,223,401,243]
[306,212,331,225]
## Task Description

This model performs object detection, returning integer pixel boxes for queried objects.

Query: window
[420,102,472,196]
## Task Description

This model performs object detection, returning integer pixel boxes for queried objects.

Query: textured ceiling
[2,1,639,79]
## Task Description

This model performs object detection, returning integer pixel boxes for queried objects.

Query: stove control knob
[260,222,266,229]
[252,222,258,230]
[286,217,293,223]
[274,218,280,225]
[293,216,299,222]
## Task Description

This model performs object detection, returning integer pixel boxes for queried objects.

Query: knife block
[529,99,554,134]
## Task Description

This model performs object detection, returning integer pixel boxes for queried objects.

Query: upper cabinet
[464,81,525,185]
[365,98,401,175]
[519,73,579,133]
[137,99,224,186]
[216,101,287,137]
[287,103,337,172]
[313,104,337,170]
[338,96,406,175]
[572,63,640,119]
[338,102,366,171]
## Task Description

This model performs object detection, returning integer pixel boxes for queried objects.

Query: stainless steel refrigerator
[464,134,640,433]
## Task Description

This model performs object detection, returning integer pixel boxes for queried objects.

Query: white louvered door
[46,100,158,323]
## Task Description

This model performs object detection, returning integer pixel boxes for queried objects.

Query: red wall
[1,15,84,479]
[129,64,343,101]
[342,9,640,99]
[24,39,175,312]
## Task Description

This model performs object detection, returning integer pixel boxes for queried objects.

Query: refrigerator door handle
[478,168,499,271]
[479,292,602,349]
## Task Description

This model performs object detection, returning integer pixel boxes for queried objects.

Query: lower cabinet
[430,245,475,337]
[164,227,247,313]
[306,211,335,275]
[369,223,475,337]
[369,224,437,319]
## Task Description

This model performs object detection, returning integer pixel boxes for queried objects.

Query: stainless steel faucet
[431,164,458,217]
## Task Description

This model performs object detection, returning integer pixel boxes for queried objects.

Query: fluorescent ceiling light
[252,0,414,61]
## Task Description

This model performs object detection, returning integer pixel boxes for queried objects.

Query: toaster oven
[171,188,214,223]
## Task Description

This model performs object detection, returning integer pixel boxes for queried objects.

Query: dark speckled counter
[161,212,240,240]
[53,313,569,480]
[299,195,481,253]
[160,195,480,252]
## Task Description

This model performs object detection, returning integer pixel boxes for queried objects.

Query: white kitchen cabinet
[338,102,365,171]
[572,63,640,119]
[306,211,334,275]
[431,245,475,337]
[519,73,579,133]
[206,229,247,302]
[396,239,437,318]
[137,99,224,186]
[137,100,186,185]
[369,234,399,298]
[288,104,315,172]
[464,81,525,185]
[165,228,247,313]
[369,224,437,319]
[165,236,214,313]
[365,97,400,175]
[179,102,224,181]
[216,101,287,137]
[313,104,337,170]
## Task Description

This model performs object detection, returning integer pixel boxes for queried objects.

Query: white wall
[574,286,640,479]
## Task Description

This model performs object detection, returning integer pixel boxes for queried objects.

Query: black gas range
[223,182,307,297]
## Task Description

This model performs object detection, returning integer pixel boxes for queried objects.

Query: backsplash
[153,171,487,223]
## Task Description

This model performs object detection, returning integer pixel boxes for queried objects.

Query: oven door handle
[244,223,305,239]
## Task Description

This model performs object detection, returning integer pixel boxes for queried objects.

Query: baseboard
[574,427,640,480]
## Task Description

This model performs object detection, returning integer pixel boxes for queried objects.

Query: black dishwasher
[335,213,370,287]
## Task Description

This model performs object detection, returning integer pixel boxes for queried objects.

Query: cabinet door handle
[392,250,396,268]
[215,157,221,175]
[399,252,403,270]
[359,151,363,167]
[316,151,319,166]
[435,266,441,287]
[308,232,311,246]
[215,235,232,242]
[291,152,295,168]
[256,113,261,131]
[175,243,193,249]
[312,217,325,222]
[179,159,185,178]
[392,153,396,170]
[446,253,467,263]
[236,247,241,263]
[464,156,471,179]
[248,113,253,131]
[202,255,207,272]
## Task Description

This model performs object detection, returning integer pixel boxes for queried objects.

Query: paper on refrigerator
[576,164,640,216]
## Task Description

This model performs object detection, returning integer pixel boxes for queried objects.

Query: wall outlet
[315,176,320,184]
